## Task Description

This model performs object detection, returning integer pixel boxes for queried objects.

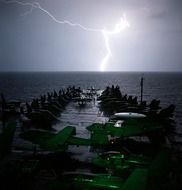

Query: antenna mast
[140,76,144,104]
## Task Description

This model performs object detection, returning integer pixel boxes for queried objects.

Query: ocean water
[0,72,182,134]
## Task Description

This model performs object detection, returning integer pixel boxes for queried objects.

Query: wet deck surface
[53,100,107,162]
[54,100,107,136]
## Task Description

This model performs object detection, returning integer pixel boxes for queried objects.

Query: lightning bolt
[3,0,130,71]
[101,17,130,71]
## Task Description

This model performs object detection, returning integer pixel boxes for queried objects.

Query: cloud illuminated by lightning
[3,0,130,71]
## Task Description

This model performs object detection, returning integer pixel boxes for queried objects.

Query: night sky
[0,0,182,72]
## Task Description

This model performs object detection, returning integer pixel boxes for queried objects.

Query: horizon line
[0,70,182,73]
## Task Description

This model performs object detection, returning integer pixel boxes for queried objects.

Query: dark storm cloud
[144,0,182,21]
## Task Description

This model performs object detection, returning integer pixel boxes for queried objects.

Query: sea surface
[0,71,182,135]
